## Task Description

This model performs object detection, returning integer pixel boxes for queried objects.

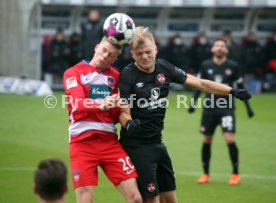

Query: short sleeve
[159,59,187,84]
[171,66,188,84]
[63,68,84,97]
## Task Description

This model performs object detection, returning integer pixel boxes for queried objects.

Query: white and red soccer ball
[103,13,135,45]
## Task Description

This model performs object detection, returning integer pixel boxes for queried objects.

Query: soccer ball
[103,13,135,45]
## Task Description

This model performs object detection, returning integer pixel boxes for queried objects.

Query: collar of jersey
[133,62,156,74]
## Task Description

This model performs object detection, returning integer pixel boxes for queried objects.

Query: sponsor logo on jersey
[73,171,80,182]
[151,88,160,100]
[140,98,167,109]
[107,76,115,89]
[225,68,232,76]
[157,73,165,84]
[147,182,156,192]
[66,77,78,89]
[136,82,144,88]
[89,85,111,99]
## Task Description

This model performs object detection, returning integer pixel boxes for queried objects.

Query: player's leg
[75,186,94,203]
[143,196,159,203]
[159,191,177,203]
[157,144,177,203]
[220,113,240,184]
[224,132,240,184]
[69,137,100,203]
[224,132,239,174]
[123,145,162,202]
[117,178,142,203]
[197,112,218,183]
[201,135,213,173]
[100,139,142,203]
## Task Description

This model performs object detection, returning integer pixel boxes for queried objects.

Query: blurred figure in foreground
[34,158,68,203]
[80,9,103,60]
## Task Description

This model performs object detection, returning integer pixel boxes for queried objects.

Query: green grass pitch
[0,92,275,203]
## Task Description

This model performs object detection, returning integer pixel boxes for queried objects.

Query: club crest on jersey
[151,88,160,100]
[157,73,165,84]
[200,126,206,133]
[147,182,156,193]
[225,68,232,76]
[66,77,78,89]
[136,82,144,88]
[73,171,80,182]
[107,76,115,89]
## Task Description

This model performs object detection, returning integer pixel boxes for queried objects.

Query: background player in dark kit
[188,38,254,185]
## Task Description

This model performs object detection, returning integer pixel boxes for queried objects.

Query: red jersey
[63,61,120,143]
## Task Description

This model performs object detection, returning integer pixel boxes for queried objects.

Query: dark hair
[34,159,67,200]
[213,37,227,46]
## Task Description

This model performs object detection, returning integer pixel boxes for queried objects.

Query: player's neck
[213,56,227,65]
[89,60,107,71]
[134,62,155,73]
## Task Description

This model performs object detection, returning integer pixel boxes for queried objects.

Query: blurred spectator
[189,32,212,73]
[153,33,164,58]
[49,28,71,79]
[34,158,68,203]
[161,34,190,70]
[69,32,82,66]
[80,9,103,60]
[264,31,276,75]
[241,32,265,78]
[41,35,52,80]
[222,30,242,64]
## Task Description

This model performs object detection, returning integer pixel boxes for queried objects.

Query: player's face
[93,40,120,69]
[211,40,228,58]
[131,38,157,73]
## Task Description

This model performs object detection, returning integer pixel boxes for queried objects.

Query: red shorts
[69,135,138,189]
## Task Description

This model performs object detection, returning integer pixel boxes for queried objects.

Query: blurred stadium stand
[1,0,276,91]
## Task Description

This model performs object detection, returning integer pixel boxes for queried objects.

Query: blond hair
[130,26,155,49]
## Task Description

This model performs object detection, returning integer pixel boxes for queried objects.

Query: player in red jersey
[63,37,142,203]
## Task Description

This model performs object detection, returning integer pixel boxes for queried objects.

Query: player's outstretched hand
[230,89,252,101]
[125,119,141,137]
[188,106,196,113]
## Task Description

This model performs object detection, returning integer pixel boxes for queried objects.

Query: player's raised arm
[185,74,252,101]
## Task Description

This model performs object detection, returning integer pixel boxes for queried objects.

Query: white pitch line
[0,167,275,181]
[177,171,276,181]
